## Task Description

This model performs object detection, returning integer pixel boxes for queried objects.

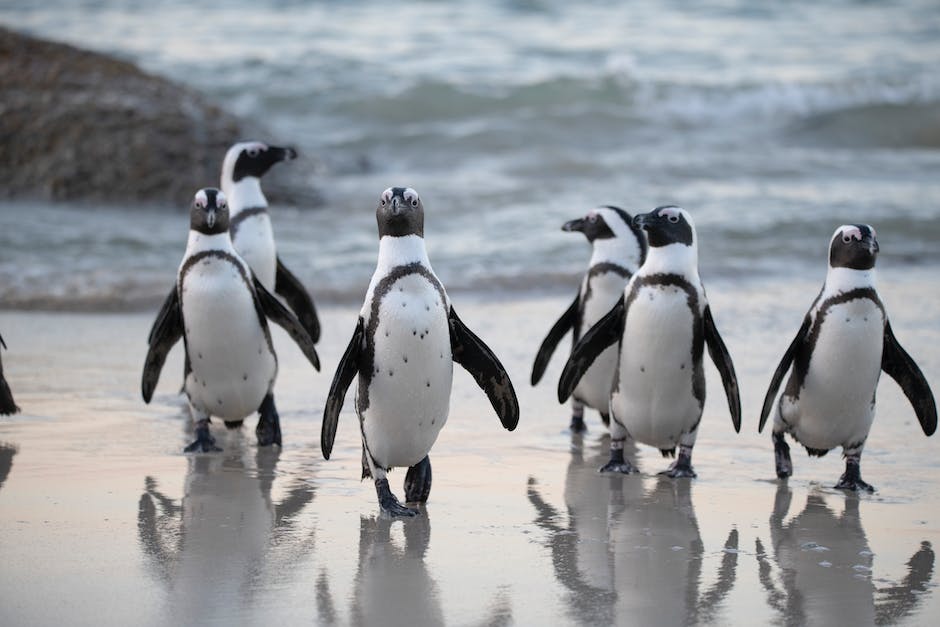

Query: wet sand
[0,272,938,626]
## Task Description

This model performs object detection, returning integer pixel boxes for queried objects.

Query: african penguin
[558,206,741,477]
[322,187,519,517]
[0,333,19,415]
[142,188,320,452]
[759,224,936,492]
[531,206,647,432]
[220,141,320,344]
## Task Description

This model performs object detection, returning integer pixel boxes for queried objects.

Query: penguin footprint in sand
[759,224,936,492]
[559,206,741,478]
[322,187,519,517]
[531,206,646,433]
[142,188,320,453]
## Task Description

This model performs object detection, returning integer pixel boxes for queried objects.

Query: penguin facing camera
[759,224,936,492]
[322,187,519,517]
[559,206,741,478]
[142,188,320,453]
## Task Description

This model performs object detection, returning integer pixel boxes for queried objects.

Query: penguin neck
[640,243,698,277]
[825,266,876,294]
[590,237,639,270]
[376,234,431,270]
[185,230,237,256]
[224,177,268,215]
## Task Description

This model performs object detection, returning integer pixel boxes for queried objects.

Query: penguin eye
[587,213,598,223]
[410,198,418,207]
[668,215,680,224]
[194,200,204,209]
[842,235,852,244]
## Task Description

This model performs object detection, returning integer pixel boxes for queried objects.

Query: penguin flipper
[322,318,364,459]
[531,293,579,386]
[448,306,520,431]
[703,306,742,433]
[0,335,19,415]
[142,286,183,403]
[759,316,811,433]
[275,256,321,344]
[881,320,937,436]
[253,277,320,371]
[557,299,625,404]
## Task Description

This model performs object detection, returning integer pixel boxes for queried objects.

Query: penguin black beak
[867,236,880,254]
[271,145,298,162]
[633,213,651,229]
[562,218,585,233]
[206,208,217,229]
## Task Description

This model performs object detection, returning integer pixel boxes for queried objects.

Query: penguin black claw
[599,449,638,474]
[404,456,432,503]
[773,432,793,479]
[376,478,419,517]
[184,422,222,453]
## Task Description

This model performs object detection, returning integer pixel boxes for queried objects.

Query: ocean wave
[314,70,940,150]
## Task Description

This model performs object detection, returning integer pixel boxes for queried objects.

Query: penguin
[759,224,936,492]
[220,141,320,344]
[321,187,519,517]
[0,333,20,415]
[531,206,647,432]
[142,188,320,452]
[558,206,741,477]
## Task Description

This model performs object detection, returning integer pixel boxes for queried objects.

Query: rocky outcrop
[0,27,314,207]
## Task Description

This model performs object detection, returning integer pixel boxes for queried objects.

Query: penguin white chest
[574,271,630,412]
[232,214,277,292]
[181,257,276,420]
[611,284,701,448]
[784,298,884,448]
[360,273,453,469]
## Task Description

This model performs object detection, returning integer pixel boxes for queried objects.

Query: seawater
[1,0,940,308]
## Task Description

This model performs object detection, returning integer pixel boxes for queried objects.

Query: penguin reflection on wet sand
[531,206,647,433]
[759,224,936,492]
[0,334,19,415]
[756,484,935,624]
[322,187,519,517]
[528,452,739,625]
[220,141,321,344]
[142,188,320,452]
[558,206,741,477]
[137,447,317,618]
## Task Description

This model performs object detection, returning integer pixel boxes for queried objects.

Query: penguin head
[190,188,230,235]
[376,187,424,238]
[564,206,648,265]
[829,224,879,270]
[633,206,695,248]
[221,141,297,188]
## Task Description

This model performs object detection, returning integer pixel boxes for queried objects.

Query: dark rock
[0,27,317,207]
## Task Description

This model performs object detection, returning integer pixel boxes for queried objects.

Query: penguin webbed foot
[376,478,419,517]
[834,456,874,493]
[184,423,222,453]
[659,462,697,479]
[404,456,432,503]
[773,431,792,479]
[255,394,282,447]
[659,445,696,478]
[599,448,637,474]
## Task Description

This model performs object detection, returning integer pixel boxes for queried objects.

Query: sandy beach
[0,271,937,626]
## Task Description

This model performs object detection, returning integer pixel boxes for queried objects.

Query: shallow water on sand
[0,274,938,625]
